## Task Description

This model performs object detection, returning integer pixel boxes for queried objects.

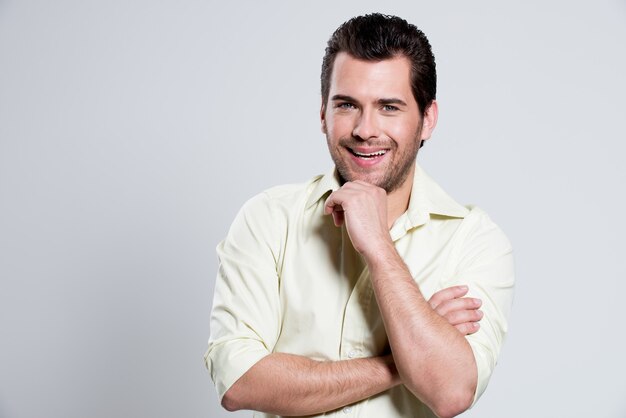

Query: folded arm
[366,243,477,418]
[325,181,479,418]
[222,353,399,415]
[208,190,497,417]
[218,284,479,415]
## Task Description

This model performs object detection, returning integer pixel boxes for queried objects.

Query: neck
[386,164,415,229]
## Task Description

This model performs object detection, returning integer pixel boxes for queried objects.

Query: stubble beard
[327,129,422,194]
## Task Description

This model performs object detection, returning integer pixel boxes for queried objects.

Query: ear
[420,100,439,142]
[320,102,327,134]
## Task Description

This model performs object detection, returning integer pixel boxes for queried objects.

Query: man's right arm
[222,353,399,415]
[220,283,480,415]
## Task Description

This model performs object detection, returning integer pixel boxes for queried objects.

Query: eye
[336,102,356,110]
[382,104,399,112]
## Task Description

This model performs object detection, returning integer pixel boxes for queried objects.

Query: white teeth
[353,150,387,157]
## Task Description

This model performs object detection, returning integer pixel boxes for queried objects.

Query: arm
[208,192,484,416]
[208,194,399,415]
[367,241,477,417]
[325,181,478,418]
[441,207,515,404]
[222,353,399,415]
[222,285,480,415]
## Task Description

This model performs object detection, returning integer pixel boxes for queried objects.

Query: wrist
[361,236,397,266]
[382,354,402,387]
[364,354,401,389]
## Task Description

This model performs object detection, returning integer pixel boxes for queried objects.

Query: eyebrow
[331,94,358,103]
[330,94,407,107]
[377,98,407,107]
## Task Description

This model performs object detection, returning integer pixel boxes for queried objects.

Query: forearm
[222,352,400,416]
[366,242,477,418]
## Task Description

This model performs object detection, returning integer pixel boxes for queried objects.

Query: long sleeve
[441,207,515,405]
[205,192,286,400]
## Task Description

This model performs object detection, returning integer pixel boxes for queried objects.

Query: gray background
[1,0,625,417]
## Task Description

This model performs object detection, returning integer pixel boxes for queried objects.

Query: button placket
[339,265,369,360]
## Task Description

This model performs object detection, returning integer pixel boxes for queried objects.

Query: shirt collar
[305,167,342,209]
[305,163,469,230]
[391,163,468,239]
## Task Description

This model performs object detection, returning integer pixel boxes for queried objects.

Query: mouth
[348,148,388,159]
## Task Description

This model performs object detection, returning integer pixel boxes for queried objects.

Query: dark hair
[321,13,436,116]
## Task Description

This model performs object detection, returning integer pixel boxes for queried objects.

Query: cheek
[327,116,353,138]
[383,119,419,145]
[383,125,407,143]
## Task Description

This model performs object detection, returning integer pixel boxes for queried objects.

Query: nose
[352,109,380,141]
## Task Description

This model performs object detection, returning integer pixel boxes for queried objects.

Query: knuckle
[456,323,471,335]
[436,302,452,316]
[445,311,461,324]
[462,297,479,309]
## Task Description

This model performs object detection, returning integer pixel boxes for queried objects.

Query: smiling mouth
[348,148,388,159]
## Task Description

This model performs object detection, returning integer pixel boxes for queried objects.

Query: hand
[324,181,390,256]
[428,285,483,335]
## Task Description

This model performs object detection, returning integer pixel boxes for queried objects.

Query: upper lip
[348,147,389,155]
[348,147,389,154]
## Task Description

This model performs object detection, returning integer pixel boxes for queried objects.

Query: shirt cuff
[205,339,270,400]
[468,339,494,407]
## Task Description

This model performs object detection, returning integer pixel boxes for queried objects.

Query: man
[206,13,514,418]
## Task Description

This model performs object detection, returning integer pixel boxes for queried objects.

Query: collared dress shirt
[205,164,515,417]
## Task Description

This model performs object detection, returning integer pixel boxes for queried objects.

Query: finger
[443,309,483,326]
[324,194,340,215]
[324,190,341,213]
[428,285,469,309]
[454,322,480,336]
[331,208,344,226]
[429,286,468,310]
[324,189,354,214]
[349,180,385,193]
[435,297,481,316]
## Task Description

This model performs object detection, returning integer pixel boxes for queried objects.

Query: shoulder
[461,206,512,247]
[452,206,513,270]
[230,175,325,240]
[240,174,324,217]
[221,176,323,260]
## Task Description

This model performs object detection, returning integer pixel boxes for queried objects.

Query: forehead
[329,52,414,102]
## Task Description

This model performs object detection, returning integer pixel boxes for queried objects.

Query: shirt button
[343,406,352,414]
[347,350,356,358]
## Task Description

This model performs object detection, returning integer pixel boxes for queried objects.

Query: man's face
[321,52,435,193]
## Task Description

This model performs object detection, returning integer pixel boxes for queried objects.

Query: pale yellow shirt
[206,164,514,417]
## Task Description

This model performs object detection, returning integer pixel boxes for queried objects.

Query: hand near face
[324,182,483,337]
[324,181,391,257]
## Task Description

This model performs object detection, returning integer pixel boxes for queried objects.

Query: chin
[340,169,386,188]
